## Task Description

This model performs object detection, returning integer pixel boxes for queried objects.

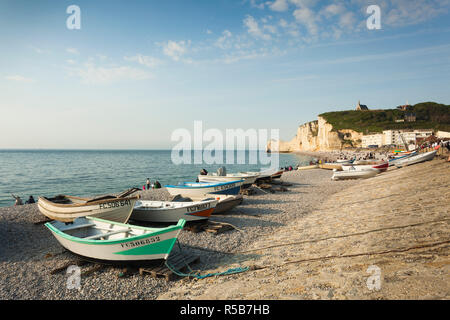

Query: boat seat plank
[60,223,96,232]
[84,229,132,240]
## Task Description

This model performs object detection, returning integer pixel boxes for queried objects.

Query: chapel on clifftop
[356,101,369,111]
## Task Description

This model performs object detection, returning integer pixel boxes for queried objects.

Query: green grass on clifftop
[319,102,450,134]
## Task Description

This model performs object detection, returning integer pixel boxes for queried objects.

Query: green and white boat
[45,216,185,265]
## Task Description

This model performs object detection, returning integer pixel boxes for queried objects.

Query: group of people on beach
[143,178,161,190]
[11,194,35,206]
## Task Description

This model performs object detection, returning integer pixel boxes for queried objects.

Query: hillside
[319,102,450,134]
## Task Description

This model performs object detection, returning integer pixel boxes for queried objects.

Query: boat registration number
[99,199,131,210]
[120,236,161,248]
[186,202,210,212]
[213,183,235,191]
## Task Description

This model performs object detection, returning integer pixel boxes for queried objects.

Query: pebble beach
[0,158,448,300]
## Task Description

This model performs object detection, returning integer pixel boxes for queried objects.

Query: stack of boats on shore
[38,167,284,265]
[297,148,439,181]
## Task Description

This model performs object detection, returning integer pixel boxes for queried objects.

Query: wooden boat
[395,150,437,167]
[165,180,244,197]
[45,217,185,265]
[131,199,218,223]
[38,190,139,223]
[244,168,284,182]
[191,194,243,214]
[198,173,259,188]
[319,163,343,170]
[388,151,418,166]
[331,168,378,181]
[297,164,319,171]
[342,161,389,172]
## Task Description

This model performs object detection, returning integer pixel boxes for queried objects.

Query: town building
[361,129,434,148]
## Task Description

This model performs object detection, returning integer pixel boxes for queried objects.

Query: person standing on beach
[12,194,23,206]
[146,178,150,190]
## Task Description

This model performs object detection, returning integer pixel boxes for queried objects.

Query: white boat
[38,193,139,223]
[45,217,185,265]
[189,194,243,214]
[165,180,243,197]
[198,173,259,188]
[342,162,389,172]
[331,168,379,180]
[395,150,437,167]
[244,168,284,181]
[131,199,218,223]
[297,164,319,171]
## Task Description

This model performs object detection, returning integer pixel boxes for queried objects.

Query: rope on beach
[238,217,450,254]
[164,260,249,280]
[246,239,450,272]
[166,241,249,280]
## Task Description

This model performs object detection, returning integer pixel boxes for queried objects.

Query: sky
[1,0,450,149]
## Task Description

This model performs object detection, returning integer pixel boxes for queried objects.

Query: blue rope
[165,260,249,280]
[166,241,249,280]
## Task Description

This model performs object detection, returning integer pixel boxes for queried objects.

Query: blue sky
[1,0,450,149]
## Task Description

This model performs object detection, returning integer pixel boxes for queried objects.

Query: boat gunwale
[165,180,244,189]
[45,217,186,245]
[38,195,140,208]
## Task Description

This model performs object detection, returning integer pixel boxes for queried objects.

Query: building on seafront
[362,129,434,148]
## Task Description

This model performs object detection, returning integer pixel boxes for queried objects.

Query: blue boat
[165,180,244,197]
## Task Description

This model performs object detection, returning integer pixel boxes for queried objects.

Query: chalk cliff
[267,116,363,152]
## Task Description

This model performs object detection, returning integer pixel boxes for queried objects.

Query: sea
[0,150,314,207]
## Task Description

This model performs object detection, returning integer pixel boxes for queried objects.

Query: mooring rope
[166,241,249,280]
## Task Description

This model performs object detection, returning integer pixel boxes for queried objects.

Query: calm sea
[0,150,313,207]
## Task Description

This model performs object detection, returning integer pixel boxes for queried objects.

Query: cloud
[66,47,79,55]
[269,0,289,12]
[215,30,233,49]
[293,7,319,36]
[244,15,272,40]
[124,54,162,68]
[162,40,189,61]
[5,75,34,83]
[67,61,152,85]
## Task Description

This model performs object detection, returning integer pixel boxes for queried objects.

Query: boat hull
[38,196,138,223]
[320,163,343,170]
[297,164,319,171]
[395,150,437,167]
[45,217,185,264]
[342,162,388,172]
[198,174,258,188]
[192,194,243,214]
[165,180,243,197]
[332,169,378,180]
[131,199,218,223]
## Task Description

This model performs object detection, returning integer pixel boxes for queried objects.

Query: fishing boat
[297,164,319,171]
[165,180,244,197]
[342,161,389,172]
[319,163,343,170]
[395,150,437,167]
[388,151,418,166]
[331,168,379,181]
[244,168,284,182]
[198,173,259,188]
[45,217,185,265]
[38,189,139,223]
[190,194,243,214]
[131,199,218,223]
